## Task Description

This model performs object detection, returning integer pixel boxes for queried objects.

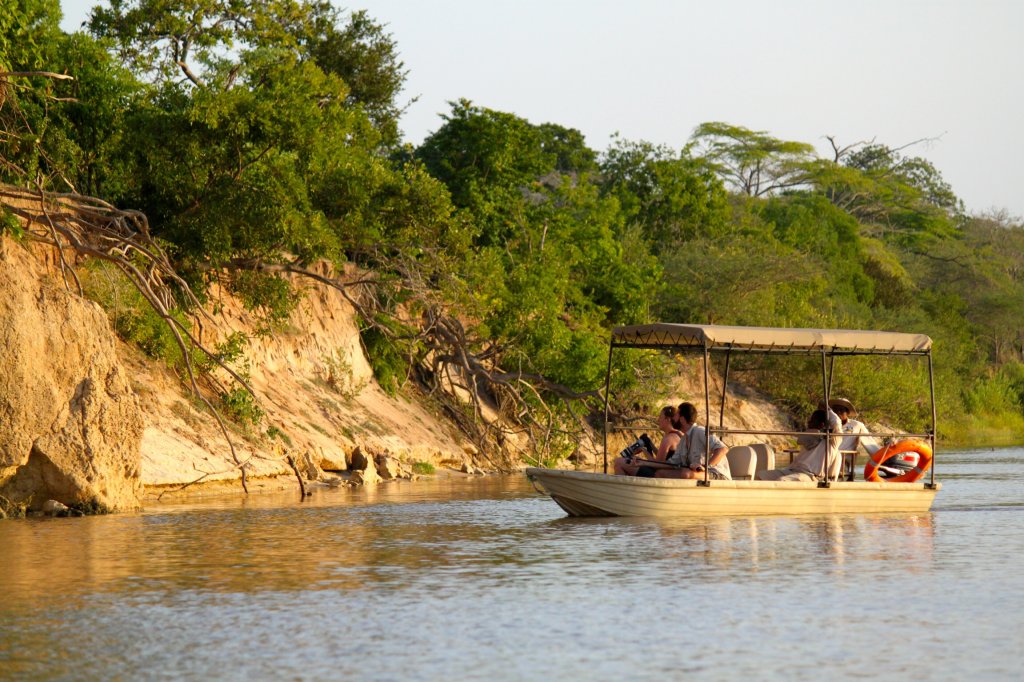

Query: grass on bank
[412,461,436,475]
[940,413,1024,449]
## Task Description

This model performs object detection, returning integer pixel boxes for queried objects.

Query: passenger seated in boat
[613,405,683,476]
[655,402,731,480]
[828,398,882,456]
[757,407,842,482]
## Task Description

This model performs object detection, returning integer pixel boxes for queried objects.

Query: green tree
[416,100,553,246]
[88,0,319,87]
[88,0,406,141]
[656,233,825,326]
[687,122,816,197]
[518,173,655,326]
[808,142,963,248]
[844,144,962,214]
[0,0,62,72]
[0,0,66,185]
[85,1,421,272]
[916,214,1024,364]
[112,51,356,270]
[537,122,597,174]
[37,33,141,196]
[757,193,876,307]
[417,104,648,383]
[599,136,730,253]
[304,9,407,146]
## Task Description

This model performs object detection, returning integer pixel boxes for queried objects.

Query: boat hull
[526,468,939,517]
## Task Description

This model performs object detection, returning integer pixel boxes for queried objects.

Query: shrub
[227,271,297,333]
[359,325,407,396]
[266,425,293,447]
[320,348,366,399]
[411,461,435,475]
[220,386,264,426]
[81,261,187,365]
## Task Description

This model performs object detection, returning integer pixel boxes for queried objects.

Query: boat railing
[608,425,932,440]
[708,427,933,440]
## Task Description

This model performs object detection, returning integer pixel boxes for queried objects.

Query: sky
[59,0,1024,218]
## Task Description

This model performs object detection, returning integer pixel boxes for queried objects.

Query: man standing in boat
[757,406,843,482]
[654,402,731,480]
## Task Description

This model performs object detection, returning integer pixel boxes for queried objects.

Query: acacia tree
[844,144,961,213]
[686,122,816,197]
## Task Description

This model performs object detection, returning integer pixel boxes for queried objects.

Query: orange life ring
[864,439,933,483]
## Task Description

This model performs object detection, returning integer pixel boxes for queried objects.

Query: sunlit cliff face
[0,237,143,512]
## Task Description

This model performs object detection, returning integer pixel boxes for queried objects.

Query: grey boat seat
[726,445,757,480]
[749,442,776,476]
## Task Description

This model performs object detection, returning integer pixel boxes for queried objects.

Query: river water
[1,448,1022,681]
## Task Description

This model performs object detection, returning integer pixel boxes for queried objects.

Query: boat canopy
[611,323,932,355]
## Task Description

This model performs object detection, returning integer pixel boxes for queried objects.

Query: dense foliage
[4,1,1024,451]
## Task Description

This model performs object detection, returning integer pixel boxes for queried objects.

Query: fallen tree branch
[212,252,603,469]
[286,455,309,497]
[154,451,261,500]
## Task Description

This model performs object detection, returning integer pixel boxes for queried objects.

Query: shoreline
[141,466,508,505]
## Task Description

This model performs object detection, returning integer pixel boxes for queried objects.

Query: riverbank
[3,229,988,516]
[940,413,1024,449]
[0,231,495,514]
[0,228,806,513]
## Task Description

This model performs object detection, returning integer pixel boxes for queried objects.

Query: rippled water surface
[2,449,1024,681]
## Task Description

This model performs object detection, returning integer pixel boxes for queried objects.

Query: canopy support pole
[820,349,833,486]
[719,347,732,430]
[928,351,937,486]
[602,342,615,474]
[827,354,835,396]
[701,344,712,486]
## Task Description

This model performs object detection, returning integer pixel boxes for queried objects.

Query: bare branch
[824,135,876,163]
[891,133,947,155]
[0,71,75,81]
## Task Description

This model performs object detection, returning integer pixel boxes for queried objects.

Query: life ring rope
[863,439,933,483]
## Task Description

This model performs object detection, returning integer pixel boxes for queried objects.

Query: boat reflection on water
[544,511,937,582]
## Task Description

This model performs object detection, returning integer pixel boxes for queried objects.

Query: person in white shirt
[655,402,731,480]
[757,407,842,482]
[828,398,881,456]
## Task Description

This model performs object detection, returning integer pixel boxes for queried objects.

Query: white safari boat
[527,324,940,517]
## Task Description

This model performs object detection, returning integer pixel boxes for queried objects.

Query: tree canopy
[4,2,1024,453]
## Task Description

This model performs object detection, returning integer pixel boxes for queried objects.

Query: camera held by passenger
[620,434,656,462]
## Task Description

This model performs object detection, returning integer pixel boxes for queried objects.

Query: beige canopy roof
[612,323,932,354]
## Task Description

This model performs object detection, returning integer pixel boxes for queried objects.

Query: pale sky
[60,0,1024,218]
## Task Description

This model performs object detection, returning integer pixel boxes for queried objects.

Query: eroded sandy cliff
[0,239,143,512]
[130,263,482,498]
